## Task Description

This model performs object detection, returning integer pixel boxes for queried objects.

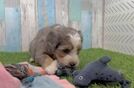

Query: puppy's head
[46,25,82,68]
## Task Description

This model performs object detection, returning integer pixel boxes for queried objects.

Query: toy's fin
[99,56,111,64]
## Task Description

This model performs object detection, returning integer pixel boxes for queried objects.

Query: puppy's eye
[62,49,70,53]
[77,48,81,54]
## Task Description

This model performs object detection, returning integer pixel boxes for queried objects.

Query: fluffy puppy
[29,24,82,74]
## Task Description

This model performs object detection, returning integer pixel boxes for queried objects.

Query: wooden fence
[1,0,134,55]
[0,0,92,52]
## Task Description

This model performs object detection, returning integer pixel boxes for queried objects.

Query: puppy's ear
[45,31,60,54]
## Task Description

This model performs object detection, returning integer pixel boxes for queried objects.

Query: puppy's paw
[29,58,34,63]
[45,60,58,75]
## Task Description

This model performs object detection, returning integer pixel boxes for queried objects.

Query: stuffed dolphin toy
[72,56,130,88]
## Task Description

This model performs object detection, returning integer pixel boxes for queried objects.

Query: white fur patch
[54,25,63,29]
[68,33,81,50]
[45,60,58,74]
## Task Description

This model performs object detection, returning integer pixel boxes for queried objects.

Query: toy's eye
[79,76,83,80]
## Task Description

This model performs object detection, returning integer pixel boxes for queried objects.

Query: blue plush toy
[72,56,130,88]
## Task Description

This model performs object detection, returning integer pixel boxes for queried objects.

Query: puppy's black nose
[69,62,76,67]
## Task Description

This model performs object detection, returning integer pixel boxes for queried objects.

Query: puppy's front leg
[35,54,58,74]
[41,55,54,69]
[45,60,58,74]
[39,55,58,74]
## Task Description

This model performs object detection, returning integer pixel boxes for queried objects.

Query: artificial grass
[0,48,133,88]
[0,52,30,64]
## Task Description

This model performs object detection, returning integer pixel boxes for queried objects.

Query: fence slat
[81,0,92,49]
[5,8,21,51]
[81,11,92,49]
[20,0,38,51]
[0,0,5,51]
[55,0,68,26]
[0,0,5,21]
[92,0,103,48]
[69,0,81,31]
[69,0,81,21]
[45,0,55,26]
[37,0,45,29]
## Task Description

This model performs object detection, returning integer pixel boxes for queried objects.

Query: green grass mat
[0,48,133,88]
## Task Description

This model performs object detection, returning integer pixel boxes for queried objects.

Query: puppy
[29,24,83,74]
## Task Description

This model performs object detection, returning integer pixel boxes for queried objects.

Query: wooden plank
[69,0,81,21]
[91,0,103,48]
[81,11,92,49]
[20,0,38,51]
[37,0,55,28]
[0,0,5,51]
[5,8,21,51]
[5,0,19,8]
[45,0,55,26]
[0,22,5,51]
[0,0,5,21]
[37,0,45,29]
[55,0,68,26]
[82,0,90,10]
[82,0,92,11]
[69,0,81,34]
[91,10,98,48]
[81,0,92,49]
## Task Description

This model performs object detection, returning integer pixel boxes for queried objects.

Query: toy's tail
[99,56,111,64]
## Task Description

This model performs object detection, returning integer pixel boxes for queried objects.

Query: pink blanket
[1,62,75,88]
[0,62,21,88]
